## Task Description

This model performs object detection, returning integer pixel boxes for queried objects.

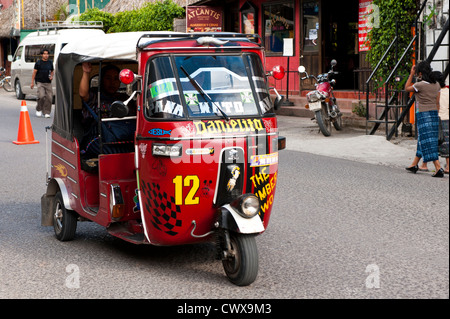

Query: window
[262,1,295,55]
[24,44,55,63]
[302,0,320,52]
[241,1,258,34]
[13,46,23,62]
[144,54,272,120]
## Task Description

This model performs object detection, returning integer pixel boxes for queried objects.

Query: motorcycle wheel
[3,77,13,92]
[333,113,343,131]
[222,233,258,286]
[53,191,77,241]
[315,105,332,137]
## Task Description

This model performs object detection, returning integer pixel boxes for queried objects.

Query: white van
[11,28,105,100]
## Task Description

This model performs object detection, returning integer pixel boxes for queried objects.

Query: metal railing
[365,0,431,139]
[38,21,104,30]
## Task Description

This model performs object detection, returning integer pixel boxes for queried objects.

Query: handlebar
[298,60,338,82]
[301,72,337,82]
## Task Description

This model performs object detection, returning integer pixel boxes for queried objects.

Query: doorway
[300,0,359,90]
[321,0,359,90]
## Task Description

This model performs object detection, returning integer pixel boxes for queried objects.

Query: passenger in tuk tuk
[78,62,136,159]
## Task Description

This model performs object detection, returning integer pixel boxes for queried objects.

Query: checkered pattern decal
[141,180,182,236]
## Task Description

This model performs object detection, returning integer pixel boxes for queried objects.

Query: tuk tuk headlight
[152,143,182,157]
[231,194,260,218]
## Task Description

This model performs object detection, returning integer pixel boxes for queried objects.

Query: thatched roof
[0,4,16,37]
[103,0,199,14]
[0,0,205,38]
[0,0,70,38]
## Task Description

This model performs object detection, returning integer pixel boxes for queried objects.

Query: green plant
[132,0,185,31]
[109,10,140,33]
[81,0,185,33]
[423,4,438,28]
[352,101,367,118]
[54,2,70,21]
[366,0,417,92]
[77,7,115,33]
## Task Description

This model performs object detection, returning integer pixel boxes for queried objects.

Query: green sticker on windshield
[150,81,174,99]
[185,93,199,106]
[241,91,254,104]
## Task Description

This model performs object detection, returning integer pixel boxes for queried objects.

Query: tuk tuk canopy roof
[53,32,261,140]
[60,31,184,60]
[53,31,182,140]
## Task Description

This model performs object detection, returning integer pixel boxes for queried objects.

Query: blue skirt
[416,110,439,162]
[439,119,449,158]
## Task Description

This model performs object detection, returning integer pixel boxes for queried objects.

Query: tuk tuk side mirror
[111,101,129,118]
[274,94,285,110]
[269,65,285,80]
[271,87,285,110]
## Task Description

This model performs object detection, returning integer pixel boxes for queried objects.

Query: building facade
[187,0,363,94]
[2,0,446,89]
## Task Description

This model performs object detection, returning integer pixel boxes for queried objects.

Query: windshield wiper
[179,66,230,122]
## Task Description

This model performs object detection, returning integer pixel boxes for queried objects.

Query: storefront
[190,0,365,94]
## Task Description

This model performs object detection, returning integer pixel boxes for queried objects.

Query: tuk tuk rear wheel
[53,192,77,241]
[222,233,258,286]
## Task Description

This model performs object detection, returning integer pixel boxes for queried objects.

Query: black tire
[315,105,331,136]
[15,80,25,99]
[3,77,13,92]
[333,113,343,131]
[222,233,258,286]
[53,191,77,241]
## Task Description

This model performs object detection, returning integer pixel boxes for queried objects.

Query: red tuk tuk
[41,32,286,286]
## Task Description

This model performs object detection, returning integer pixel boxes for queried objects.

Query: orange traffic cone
[13,101,39,145]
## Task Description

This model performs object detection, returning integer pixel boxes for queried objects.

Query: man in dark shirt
[31,50,54,118]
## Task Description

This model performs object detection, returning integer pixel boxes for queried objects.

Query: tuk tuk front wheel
[222,233,258,286]
[53,192,77,241]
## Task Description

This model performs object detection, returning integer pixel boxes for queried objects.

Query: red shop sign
[187,6,223,33]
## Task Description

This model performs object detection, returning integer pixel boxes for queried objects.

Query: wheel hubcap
[223,239,241,276]
[54,203,63,230]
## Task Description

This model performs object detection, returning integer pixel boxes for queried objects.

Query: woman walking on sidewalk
[404,61,444,178]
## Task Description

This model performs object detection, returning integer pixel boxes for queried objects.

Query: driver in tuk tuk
[79,62,135,119]
[79,62,136,158]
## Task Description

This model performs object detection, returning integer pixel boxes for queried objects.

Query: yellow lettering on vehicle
[194,119,265,135]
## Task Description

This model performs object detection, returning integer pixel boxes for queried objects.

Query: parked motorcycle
[298,60,342,136]
[0,67,13,92]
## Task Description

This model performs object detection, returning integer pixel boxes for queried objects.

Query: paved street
[0,90,448,300]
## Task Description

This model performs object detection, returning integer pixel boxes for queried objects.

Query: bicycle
[0,67,13,92]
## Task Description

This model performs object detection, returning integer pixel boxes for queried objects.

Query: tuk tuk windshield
[145,54,272,119]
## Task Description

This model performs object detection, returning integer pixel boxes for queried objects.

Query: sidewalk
[272,91,442,170]
[276,115,425,170]
[274,91,367,129]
